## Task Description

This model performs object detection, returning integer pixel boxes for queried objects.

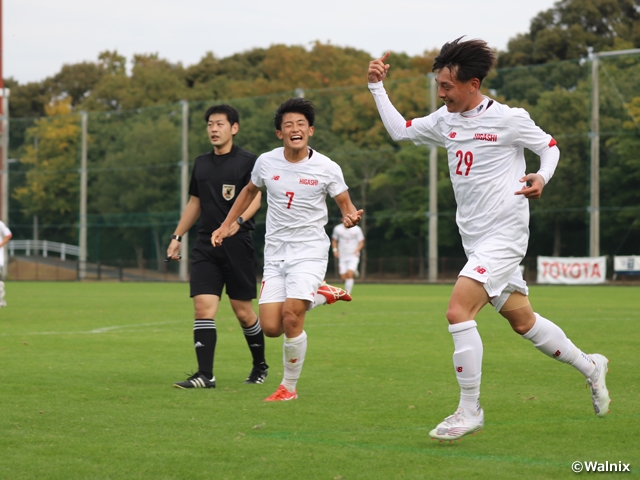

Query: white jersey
[406,99,555,252]
[332,224,364,258]
[252,147,349,261]
[0,221,11,266]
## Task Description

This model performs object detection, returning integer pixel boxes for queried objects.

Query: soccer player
[212,98,362,401]
[367,37,610,441]
[0,220,12,307]
[331,223,364,294]
[168,104,268,389]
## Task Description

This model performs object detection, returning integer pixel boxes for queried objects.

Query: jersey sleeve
[326,161,349,198]
[406,110,447,148]
[0,222,10,237]
[510,108,560,184]
[188,160,199,197]
[251,155,266,188]
[331,225,340,240]
[355,226,364,242]
[511,109,555,155]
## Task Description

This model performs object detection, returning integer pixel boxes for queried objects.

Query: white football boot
[429,407,484,442]
[586,354,610,417]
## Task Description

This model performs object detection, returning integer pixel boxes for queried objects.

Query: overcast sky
[6,0,559,84]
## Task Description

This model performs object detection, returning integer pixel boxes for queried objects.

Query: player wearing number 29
[212,98,363,402]
[368,37,610,441]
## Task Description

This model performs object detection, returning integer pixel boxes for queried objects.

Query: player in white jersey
[368,37,610,441]
[331,223,364,294]
[212,98,363,402]
[0,220,12,307]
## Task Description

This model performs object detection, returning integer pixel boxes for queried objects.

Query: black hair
[203,104,240,125]
[432,36,497,85]
[274,98,316,130]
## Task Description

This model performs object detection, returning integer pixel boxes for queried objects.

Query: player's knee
[262,324,283,337]
[446,304,468,324]
[282,310,304,331]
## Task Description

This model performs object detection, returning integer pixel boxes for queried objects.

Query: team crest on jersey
[222,184,235,201]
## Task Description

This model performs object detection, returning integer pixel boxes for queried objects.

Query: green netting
[7,55,640,275]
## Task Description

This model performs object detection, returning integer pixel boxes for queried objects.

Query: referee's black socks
[193,319,216,380]
[243,318,266,367]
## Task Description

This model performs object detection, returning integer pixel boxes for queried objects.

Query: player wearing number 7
[212,97,363,402]
[368,37,610,441]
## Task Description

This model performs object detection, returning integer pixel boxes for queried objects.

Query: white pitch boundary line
[0,320,184,336]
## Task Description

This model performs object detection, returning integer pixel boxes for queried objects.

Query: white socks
[449,320,483,414]
[308,295,327,311]
[281,331,308,392]
[522,313,595,377]
[345,278,354,294]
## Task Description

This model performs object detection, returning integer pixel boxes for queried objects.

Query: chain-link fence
[6,53,640,281]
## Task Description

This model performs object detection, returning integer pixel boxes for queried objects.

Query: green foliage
[12,99,80,243]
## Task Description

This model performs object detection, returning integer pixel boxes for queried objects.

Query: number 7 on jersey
[285,191,294,209]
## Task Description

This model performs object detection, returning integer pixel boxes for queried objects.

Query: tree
[13,99,80,243]
[499,0,640,67]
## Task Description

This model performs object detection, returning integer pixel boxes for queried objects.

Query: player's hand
[343,209,364,228]
[211,225,230,247]
[515,173,545,199]
[227,221,240,237]
[166,239,182,262]
[368,52,390,83]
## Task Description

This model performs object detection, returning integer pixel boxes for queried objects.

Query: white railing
[8,240,80,261]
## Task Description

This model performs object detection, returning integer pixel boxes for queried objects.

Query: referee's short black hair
[274,98,316,130]
[204,104,240,126]
[433,36,496,85]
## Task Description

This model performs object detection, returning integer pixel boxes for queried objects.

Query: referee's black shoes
[244,363,269,384]
[174,372,216,389]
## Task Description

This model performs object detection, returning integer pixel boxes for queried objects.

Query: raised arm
[368,52,411,142]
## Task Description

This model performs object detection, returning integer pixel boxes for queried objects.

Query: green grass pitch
[1,282,638,479]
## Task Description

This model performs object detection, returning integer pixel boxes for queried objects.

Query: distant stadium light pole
[428,73,438,282]
[179,100,189,281]
[589,48,640,258]
[79,111,88,280]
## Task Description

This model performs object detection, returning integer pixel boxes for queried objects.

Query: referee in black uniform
[168,104,268,388]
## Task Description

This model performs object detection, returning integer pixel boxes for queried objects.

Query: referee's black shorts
[190,232,257,300]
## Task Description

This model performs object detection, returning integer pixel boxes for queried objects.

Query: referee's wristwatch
[236,217,245,225]
[170,234,182,242]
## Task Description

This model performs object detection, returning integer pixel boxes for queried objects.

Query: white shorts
[338,255,360,275]
[459,238,528,312]
[259,258,327,304]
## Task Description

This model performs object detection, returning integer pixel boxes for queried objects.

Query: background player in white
[0,220,12,307]
[331,223,364,294]
[212,98,362,402]
[368,37,610,441]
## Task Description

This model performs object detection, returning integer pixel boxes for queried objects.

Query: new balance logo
[456,366,463,372]
[194,342,205,348]
[272,175,280,180]
[449,132,457,138]
[473,266,487,275]
[288,358,298,364]
[554,350,561,357]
